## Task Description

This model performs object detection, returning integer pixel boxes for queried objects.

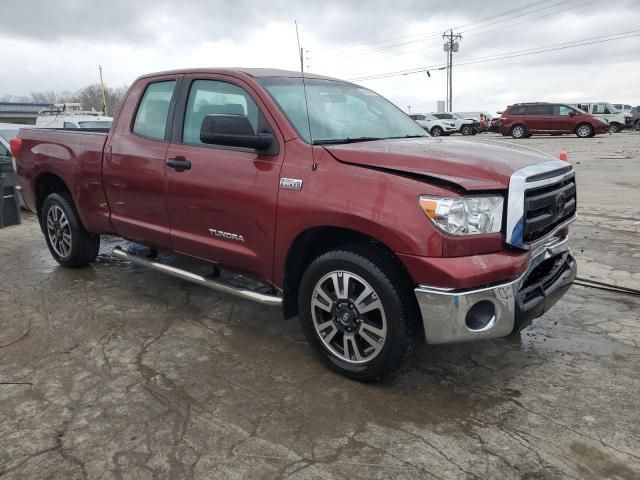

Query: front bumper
[414,236,576,344]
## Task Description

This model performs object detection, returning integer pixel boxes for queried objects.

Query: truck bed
[15,127,112,233]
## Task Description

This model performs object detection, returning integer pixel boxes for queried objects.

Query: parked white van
[569,103,630,133]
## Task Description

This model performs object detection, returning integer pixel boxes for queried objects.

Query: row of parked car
[408,112,481,136]
[411,102,639,139]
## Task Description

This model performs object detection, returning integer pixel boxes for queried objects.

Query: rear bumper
[414,236,576,344]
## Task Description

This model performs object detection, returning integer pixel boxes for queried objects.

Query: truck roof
[138,67,348,83]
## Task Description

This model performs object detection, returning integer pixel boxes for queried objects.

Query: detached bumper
[414,237,576,344]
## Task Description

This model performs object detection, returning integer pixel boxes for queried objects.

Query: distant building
[0,102,53,125]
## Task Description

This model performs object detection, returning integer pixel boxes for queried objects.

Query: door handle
[167,157,191,170]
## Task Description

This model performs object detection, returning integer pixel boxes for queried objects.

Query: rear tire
[42,193,100,268]
[431,126,443,137]
[576,123,593,138]
[298,245,421,382]
[511,124,526,138]
[635,120,640,131]
[461,125,473,136]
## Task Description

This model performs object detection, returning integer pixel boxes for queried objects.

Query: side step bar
[112,247,282,307]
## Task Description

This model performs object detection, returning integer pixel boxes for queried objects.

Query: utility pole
[443,30,462,112]
[98,65,108,116]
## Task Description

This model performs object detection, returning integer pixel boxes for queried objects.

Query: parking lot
[0,132,638,479]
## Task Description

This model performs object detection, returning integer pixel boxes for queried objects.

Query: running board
[111,247,282,306]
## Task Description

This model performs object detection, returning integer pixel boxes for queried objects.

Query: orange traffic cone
[559,148,569,162]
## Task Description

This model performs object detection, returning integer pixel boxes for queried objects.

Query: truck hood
[324,137,557,191]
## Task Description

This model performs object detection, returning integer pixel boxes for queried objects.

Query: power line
[459,0,576,34]
[310,0,557,54]
[318,0,597,71]
[311,0,585,65]
[461,0,601,40]
[348,30,640,81]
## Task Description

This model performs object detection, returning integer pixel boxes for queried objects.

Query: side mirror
[200,114,274,151]
[568,111,576,117]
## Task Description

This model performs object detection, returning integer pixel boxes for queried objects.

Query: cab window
[182,80,260,145]
[133,80,177,140]
[64,122,78,129]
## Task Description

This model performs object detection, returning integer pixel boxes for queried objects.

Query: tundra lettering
[209,229,246,243]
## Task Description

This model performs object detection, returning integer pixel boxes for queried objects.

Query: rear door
[527,104,553,132]
[164,74,284,283]
[103,75,181,249]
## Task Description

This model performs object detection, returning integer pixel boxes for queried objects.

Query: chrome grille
[505,161,577,249]
[523,175,576,243]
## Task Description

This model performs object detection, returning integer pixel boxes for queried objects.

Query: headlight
[419,195,504,235]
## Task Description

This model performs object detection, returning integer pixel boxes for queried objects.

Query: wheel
[431,126,443,137]
[576,123,593,138]
[42,193,100,267]
[511,124,526,138]
[635,120,640,131]
[461,125,473,136]
[609,123,620,133]
[298,246,420,382]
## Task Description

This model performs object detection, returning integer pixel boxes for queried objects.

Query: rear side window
[64,122,78,129]
[528,105,552,115]
[182,80,260,145]
[133,80,176,140]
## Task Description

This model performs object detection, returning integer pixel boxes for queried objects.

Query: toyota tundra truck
[12,68,577,381]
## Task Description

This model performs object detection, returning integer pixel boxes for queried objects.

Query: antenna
[295,20,317,171]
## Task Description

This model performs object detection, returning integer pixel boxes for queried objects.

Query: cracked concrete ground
[0,131,639,479]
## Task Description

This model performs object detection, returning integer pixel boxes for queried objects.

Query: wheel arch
[35,172,71,221]
[281,226,414,320]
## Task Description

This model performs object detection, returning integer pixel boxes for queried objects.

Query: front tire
[511,124,526,138]
[576,123,593,138]
[42,193,100,267]
[609,122,620,133]
[298,246,420,382]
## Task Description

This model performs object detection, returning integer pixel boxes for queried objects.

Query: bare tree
[30,90,58,104]
[26,84,129,115]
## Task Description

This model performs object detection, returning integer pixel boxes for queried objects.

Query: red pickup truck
[12,68,577,381]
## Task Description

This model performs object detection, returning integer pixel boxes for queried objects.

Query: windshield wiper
[313,137,382,145]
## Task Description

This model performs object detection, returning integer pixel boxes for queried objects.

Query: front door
[164,75,284,283]
[103,76,180,249]
[548,105,577,133]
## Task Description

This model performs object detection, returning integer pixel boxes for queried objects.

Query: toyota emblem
[556,193,566,217]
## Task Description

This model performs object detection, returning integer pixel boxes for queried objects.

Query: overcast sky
[1,0,639,114]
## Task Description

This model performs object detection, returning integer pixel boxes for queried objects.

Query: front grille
[522,174,576,243]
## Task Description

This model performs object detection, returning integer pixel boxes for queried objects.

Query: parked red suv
[500,103,609,138]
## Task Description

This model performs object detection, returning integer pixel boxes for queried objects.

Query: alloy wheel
[512,126,525,138]
[577,124,592,138]
[46,205,72,258]
[311,271,387,364]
